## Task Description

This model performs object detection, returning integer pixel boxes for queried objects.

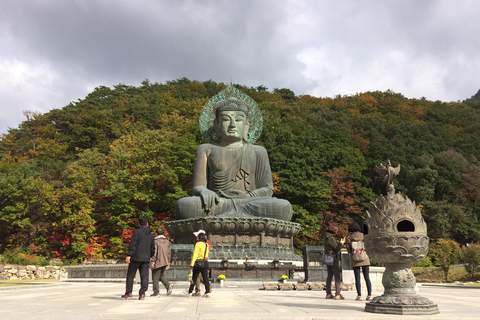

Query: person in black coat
[121,216,155,300]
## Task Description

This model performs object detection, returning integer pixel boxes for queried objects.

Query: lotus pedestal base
[365,294,439,315]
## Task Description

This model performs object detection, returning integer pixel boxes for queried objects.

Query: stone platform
[64,259,303,282]
[165,216,302,261]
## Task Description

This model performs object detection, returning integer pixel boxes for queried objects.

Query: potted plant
[218,274,226,287]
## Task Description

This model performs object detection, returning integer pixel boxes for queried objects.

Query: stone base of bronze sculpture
[164,216,302,261]
[365,294,439,315]
[363,262,439,314]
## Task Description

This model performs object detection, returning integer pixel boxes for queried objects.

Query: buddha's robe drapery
[175,143,292,221]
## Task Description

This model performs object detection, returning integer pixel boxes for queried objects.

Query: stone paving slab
[0,281,479,320]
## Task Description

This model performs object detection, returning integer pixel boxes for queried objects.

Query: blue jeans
[353,266,372,296]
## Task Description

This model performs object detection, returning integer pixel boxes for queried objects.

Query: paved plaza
[1,281,479,320]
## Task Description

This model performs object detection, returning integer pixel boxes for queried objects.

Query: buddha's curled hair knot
[215,97,250,120]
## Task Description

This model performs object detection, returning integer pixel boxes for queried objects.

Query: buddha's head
[214,97,250,143]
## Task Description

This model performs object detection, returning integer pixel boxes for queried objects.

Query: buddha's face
[216,109,247,143]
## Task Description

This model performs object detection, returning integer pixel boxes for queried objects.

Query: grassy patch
[0,279,60,287]
[412,266,480,283]
[0,283,22,287]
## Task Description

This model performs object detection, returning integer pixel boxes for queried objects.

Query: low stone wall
[64,264,127,281]
[80,259,121,265]
[0,264,67,281]
[1,261,386,284]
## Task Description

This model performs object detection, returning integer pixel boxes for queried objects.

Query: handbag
[193,242,208,268]
[322,253,334,266]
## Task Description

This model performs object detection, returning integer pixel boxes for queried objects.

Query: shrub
[39,259,50,266]
[413,256,434,267]
[0,247,44,265]
[62,259,79,266]
[463,243,480,280]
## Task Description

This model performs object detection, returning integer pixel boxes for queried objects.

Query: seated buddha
[175,90,292,222]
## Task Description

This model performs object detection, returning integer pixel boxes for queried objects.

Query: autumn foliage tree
[429,239,461,282]
[321,167,365,236]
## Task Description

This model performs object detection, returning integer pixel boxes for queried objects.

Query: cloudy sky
[1,0,479,135]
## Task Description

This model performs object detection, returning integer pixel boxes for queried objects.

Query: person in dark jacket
[150,228,173,297]
[323,223,345,300]
[345,222,372,301]
[121,216,155,300]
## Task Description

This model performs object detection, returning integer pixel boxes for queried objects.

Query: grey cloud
[1,0,480,134]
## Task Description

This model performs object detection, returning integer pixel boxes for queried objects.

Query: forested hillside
[1,78,480,262]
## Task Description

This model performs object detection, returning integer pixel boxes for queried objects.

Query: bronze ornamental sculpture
[165,85,301,261]
[363,161,439,315]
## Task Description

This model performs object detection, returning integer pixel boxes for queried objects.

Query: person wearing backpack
[346,222,372,301]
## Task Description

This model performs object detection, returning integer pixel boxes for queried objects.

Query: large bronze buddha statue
[167,85,299,262]
[175,91,292,221]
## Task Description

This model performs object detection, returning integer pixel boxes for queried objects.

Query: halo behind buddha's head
[199,84,263,144]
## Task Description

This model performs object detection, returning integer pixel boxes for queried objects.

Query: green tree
[273,88,298,102]
[462,243,480,280]
[292,204,322,251]
[463,89,480,109]
[57,148,106,260]
[429,238,461,282]
[0,168,61,253]
[100,125,196,234]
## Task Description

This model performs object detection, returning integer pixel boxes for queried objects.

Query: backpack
[351,240,368,262]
